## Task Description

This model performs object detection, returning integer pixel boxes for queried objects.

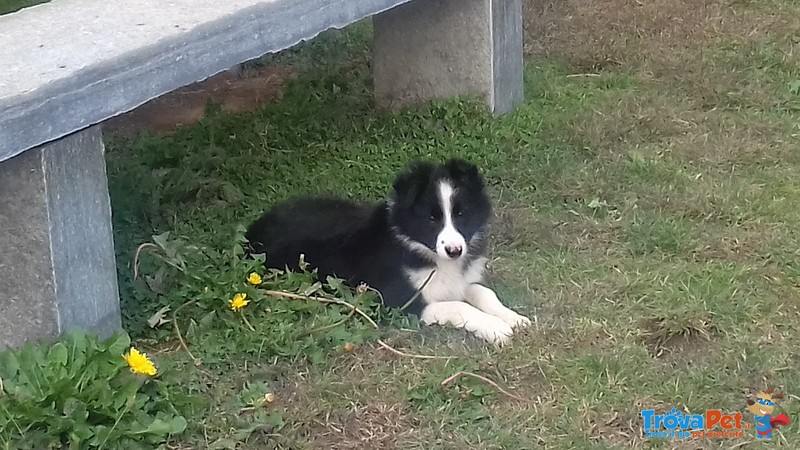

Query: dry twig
[263,289,379,329]
[132,242,186,281]
[399,269,435,312]
[172,300,200,365]
[441,371,529,403]
[358,282,386,305]
[132,243,161,280]
[376,339,454,360]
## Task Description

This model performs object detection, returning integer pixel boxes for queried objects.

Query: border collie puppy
[245,158,531,345]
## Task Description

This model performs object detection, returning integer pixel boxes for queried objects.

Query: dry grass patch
[300,401,422,450]
[274,348,429,449]
[580,402,643,448]
[524,0,798,71]
[552,82,796,176]
[656,112,797,168]
[524,0,800,113]
[490,205,563,252]
[692,224,786,264]
[639,317,716,360]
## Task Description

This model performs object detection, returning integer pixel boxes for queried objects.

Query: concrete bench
[0,0,524,349]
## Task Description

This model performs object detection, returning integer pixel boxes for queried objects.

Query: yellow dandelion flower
[247,272,262,285]
[230,292,249,311]
[123,347,157,376]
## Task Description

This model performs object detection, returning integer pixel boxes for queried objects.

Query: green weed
[0,331,186,449]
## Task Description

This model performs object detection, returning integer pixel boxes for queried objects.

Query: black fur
[245,158,493,315]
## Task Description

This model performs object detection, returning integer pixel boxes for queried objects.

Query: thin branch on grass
[399,269,435,312]
[441,371,529,403]
[172,299,200,365]
[263,289,379,329]
[358,282,386,305]
[376,339,454,360]
[132,243,161,280]
[132,242,185,280]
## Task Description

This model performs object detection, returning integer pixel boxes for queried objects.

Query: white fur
[397,180,532,345]
[420,301,514,345]
[464,284,531,329]
[407,256,531,346]
[435,181,467,259]
[406,257,485,303]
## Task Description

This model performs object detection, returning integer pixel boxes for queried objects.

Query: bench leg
[373,0,524,116]
[0,126,121,349]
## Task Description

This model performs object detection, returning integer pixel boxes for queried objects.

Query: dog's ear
[747,399,755,405]
[773,392,784,400]
[445,158,484,189]
[392,161,432,207]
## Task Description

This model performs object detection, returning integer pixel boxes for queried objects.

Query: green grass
[98,2,800,447]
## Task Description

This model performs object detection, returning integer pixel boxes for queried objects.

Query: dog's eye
[456,209,464,217]
[428,215,436,223]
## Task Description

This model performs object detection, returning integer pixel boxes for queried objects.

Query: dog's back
[246,196,372,271]
[245,197,418,304]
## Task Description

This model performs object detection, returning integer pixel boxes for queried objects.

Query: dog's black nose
[445,245,463,258]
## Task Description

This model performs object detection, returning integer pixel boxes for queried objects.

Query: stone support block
[373,0,524,115]
[0,126,121,349]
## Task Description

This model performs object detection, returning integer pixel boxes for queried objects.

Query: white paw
[419,301,516,346]
[500,310,532,329]
[472,316,514,346]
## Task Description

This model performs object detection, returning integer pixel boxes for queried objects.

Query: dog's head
[388,158,492,262]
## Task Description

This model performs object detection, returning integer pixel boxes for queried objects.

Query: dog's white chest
[407,257,487,303]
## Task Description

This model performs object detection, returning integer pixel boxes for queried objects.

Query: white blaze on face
[436,180,467,259]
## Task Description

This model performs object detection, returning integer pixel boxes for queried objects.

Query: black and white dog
[245,158,530,345]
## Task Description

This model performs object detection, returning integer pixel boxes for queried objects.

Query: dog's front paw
[496,309,532,330]
[472,317,514,346]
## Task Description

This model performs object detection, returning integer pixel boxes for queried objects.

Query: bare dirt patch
[639,317,715,360]
[103,65,294,135]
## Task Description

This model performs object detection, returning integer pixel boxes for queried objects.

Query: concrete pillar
[373,0,524,116]
[0,126,121,349]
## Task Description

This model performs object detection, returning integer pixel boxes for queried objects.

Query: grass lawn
[97,0,800,448]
